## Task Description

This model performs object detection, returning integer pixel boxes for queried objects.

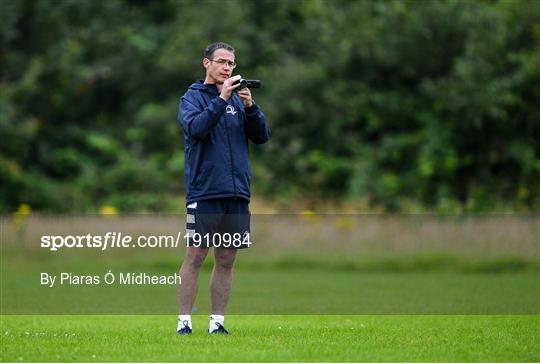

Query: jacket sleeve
[244,103,270,144]
[179,93,228,140]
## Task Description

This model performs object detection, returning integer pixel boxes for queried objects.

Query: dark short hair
[203,42,235,59]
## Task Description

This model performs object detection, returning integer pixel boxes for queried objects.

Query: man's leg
[210,247,237,315]
[208,247,237,333]
[178,246,209,314]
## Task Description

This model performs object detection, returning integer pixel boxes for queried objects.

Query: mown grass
[2,248,539,314]
[1,215,539,361]
[1,315,538,362]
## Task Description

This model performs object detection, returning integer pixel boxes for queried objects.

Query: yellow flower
[99,205,118,216]
[15,203,32,216]
[14,203,31,232]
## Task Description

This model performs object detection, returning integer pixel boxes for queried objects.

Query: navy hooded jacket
[178,80,270,204]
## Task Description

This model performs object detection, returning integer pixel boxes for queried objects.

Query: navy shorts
[186,198,251,249]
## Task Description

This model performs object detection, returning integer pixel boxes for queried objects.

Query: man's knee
[215,249,237,270]
[184,248,209,270]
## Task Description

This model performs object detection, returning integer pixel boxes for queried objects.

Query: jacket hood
[188,80,219,94]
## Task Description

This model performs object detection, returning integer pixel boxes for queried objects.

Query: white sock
[208,314,224,333]
[178,315,192,330]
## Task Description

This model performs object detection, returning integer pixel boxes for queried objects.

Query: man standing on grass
[176,42,270,334]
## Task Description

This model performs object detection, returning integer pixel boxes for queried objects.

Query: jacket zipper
[224,110,237,197]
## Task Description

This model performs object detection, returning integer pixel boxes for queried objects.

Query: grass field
[1,215,539,361]
[2,251,539,314]
[1,315,539,362]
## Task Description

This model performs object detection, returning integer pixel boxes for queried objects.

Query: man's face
[203,48,235,84]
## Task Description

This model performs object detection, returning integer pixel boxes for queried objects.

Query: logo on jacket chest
[226,105,237,115]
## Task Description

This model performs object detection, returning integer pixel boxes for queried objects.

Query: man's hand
[219,75,242,101]
[237,87,253,108]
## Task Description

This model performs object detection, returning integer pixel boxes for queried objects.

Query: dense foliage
[1,0,539,212]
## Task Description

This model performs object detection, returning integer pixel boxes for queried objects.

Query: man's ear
[202,58,210,69]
